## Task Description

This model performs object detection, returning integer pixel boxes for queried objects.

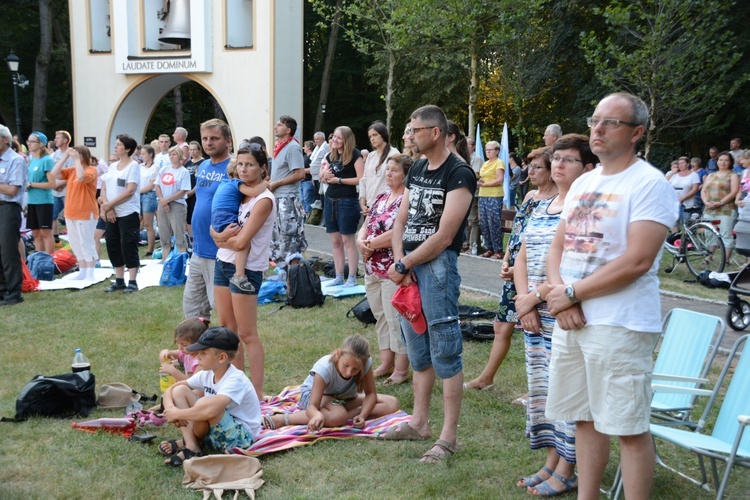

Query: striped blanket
[231,386,410,457]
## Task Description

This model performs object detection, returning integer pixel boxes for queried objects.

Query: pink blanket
[231,386,410,457]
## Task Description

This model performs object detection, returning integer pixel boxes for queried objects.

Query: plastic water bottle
[71,418,136,437]
[72,349,90,373]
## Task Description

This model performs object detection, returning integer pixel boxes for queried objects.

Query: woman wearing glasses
[477,140,506,259]
[513,134,598,496]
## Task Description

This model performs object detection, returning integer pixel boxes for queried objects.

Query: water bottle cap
[75,348,82,353]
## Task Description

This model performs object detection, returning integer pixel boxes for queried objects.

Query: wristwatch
[564,284,577,302]
[337,177,342,185]
[395,260,408,275]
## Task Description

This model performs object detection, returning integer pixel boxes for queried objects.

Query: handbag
[347,297,376,325]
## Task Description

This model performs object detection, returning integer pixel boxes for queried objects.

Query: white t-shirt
[139,164,158,193]
[216,190,276,271]
[669,171,700,209]
[102,160,141,217]
[156,165,191,205]
[186,364,261,439]
[559,159,679,332]
[154,152,171,171]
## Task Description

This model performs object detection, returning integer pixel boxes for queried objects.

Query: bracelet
[338,177,342,185]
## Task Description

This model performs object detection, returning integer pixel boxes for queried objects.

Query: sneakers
[123,282,139,294]
[230,275,256,292]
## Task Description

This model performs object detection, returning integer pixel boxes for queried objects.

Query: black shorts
[27,203,53,230]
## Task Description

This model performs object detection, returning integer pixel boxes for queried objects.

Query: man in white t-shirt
[544,93,679,499]
[154,134,172,170]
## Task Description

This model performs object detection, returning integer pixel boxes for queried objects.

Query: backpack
[347,297,376,325]
[21,258,40,292]
[160,251,189,287]
[286,261,325,308]
[3,372,96,421]
[460,321,495,341]
[27,251,55,281]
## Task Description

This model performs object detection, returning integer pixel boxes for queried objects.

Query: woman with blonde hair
[321,126,364,287]
[155,145,191,260]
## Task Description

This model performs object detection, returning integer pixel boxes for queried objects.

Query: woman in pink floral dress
[356,154,413,385]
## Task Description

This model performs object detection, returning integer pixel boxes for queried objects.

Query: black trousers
[105,211,141,269]
[0,202,23,299]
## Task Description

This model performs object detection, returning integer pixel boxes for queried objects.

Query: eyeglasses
[586,117,639,130]
[26,139,40,144]
[550,154,583,166]
[409,126,435,136]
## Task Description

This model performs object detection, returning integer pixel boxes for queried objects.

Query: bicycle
[663,216,726,278]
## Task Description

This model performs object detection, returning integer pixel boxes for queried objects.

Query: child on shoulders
[159,327,261,466]
[263,334,399,431]
[211,150,270,292]
[159,317,210,382]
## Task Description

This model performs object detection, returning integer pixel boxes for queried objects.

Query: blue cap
[30,131,48,146]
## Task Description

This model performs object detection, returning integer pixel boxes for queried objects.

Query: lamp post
[5,50,23,138]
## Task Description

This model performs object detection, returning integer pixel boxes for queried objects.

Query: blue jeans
[399,249,463,379]
[299,180,315,214]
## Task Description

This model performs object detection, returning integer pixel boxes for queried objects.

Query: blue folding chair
[650,334,750,499]
[650,309,726,428]
[607,308,725,498]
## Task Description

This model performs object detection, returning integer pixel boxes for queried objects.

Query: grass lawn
[0,250,746,498]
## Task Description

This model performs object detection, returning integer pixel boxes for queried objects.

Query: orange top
[60,166,98,220]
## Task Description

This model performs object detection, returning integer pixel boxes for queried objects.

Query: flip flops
[421,439,458,463]
[377,422,429,441]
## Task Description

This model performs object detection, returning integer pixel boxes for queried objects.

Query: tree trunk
[33,0,53,132]
[385,50,395,139]
[467,46,478,139]
[314,0,343,133]
[52,10,72,89]
[174,86,183,127]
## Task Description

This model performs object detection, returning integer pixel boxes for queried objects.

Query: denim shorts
[398,249,463,379]
[204,411,254,451]
[53,196,65,219]
[324,196,360,235]
[140,191,158,214]
[214,258,262,295]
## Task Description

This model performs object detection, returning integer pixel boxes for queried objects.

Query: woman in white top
[138,145,158,256]
[100,134,141,293]
[155,145,191,260]
[359,121,399,214]
[211,148,276,399]
[669,156,700,224]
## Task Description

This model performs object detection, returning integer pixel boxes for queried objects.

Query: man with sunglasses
[543,93,678,499]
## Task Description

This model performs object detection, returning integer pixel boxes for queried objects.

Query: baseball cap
[391,284,427,334]
[186,326,240,352]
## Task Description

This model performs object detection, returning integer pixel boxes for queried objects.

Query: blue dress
[522,196,576,463]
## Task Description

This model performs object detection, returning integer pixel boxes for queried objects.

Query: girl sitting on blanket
[159,317,210,381]
[263,334,399,431]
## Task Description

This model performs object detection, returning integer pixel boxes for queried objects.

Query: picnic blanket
[320,279,367,298]
[231,386,410,457]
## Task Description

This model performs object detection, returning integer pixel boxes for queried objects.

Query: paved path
[302,224,742,352]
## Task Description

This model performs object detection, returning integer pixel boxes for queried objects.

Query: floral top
[364,190,403,279]
[703,171,736,217]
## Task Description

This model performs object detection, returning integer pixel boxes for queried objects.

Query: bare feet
[464,378,494,390]
[383,370,410,385]
[373,365,395,378]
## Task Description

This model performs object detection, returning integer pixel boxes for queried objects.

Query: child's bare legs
[269,393,399,428]
[229,247,254,292]
[161,385,208,464]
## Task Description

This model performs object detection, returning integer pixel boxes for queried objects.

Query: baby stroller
[726,216,750,330]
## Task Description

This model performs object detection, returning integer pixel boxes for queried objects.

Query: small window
[89,0,112,53]
[225,0,253,49]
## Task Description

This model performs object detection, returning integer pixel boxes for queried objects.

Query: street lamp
[5,50,25,138]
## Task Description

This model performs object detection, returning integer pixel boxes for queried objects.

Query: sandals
[528,472,578,496]
[261,413,290,430]
[165,448,203,467]
[158,439,183,456]
[378,422,429,441]
[517,465,553,488]
[421,439,458,463]
[480,250,494,258]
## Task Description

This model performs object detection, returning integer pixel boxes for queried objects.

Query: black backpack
[347,297,376,325]
[286,261,325,308]
[3,372,96,422]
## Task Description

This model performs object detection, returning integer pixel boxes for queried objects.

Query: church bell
[159,0,191,48]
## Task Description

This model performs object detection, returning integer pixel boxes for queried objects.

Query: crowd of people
[3,91,742,497]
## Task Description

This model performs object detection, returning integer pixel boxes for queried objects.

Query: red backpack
[22,258,40,292]
[51,249,78,274]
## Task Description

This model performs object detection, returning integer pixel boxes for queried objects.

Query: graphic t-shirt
[156,165,191,205]
[325,149,363,199]
[559,160,678,332]
[192,158,230,259]
[402,154,477,253]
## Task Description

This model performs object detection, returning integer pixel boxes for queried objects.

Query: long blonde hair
[329,126,356,166]
[329,334,370,391]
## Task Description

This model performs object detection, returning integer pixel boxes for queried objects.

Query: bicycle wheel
[684,222,726,277]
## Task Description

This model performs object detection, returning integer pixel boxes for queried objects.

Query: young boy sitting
[159,327,261,466]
